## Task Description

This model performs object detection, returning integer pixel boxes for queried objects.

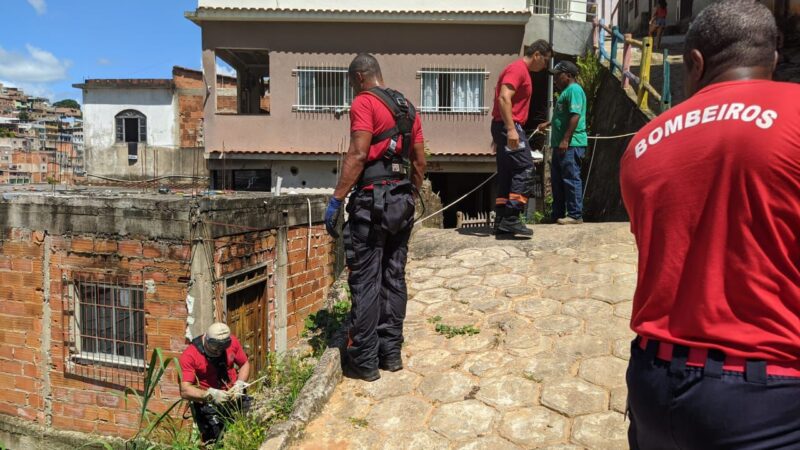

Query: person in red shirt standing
[620,1,800,447]
[491,40,552,237]
[649,0,668,51]
[179,323,250,443]
[324,54,426,381]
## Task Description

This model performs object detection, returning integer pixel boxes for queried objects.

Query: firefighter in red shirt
[324,54,426,381]
[620,1,800,447]
[179,323,250,443]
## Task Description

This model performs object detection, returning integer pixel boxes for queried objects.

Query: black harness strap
[192,336,230,387]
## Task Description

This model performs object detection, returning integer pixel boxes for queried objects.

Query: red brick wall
[173,67,205,149]
[285,225,334,347]
[0,229,191,438]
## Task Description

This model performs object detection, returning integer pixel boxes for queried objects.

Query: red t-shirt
[179,335,248,390]
[491,59,532,124]
[655,6,667,18]
[620,79,800,363]
[350,91,424,162]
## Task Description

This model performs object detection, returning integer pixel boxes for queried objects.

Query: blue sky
[0,0,201,103]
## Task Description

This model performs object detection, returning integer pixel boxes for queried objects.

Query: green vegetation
[53,99,81,110]
[18,111,29,122]
[428,315,480,338]
[576,51,603,133]
[348,417,369,428]
[303,300,351,356]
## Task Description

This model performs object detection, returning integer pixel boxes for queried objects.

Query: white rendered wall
[198,0,528,12]
[82,88,177,150]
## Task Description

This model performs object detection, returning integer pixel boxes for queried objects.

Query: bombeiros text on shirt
[633,103,778,158]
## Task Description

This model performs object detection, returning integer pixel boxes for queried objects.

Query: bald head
[684,0,778,94]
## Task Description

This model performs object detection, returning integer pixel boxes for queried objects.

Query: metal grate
[62,270,146,390]
[293,66,354,113]
[417,68,489,114]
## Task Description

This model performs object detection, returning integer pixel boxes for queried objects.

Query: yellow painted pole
[638,37,653,109]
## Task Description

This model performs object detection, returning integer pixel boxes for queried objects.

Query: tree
[53,99,81,110]
[18,111,30,122]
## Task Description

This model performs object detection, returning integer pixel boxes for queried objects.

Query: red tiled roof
[187,7,531,24]
[207,148,494,157]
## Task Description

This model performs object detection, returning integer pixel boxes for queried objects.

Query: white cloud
[27,0,47,15]
[0,44,70,83]
[97,58,111,66]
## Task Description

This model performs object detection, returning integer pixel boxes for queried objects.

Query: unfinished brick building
[0,189,336,445]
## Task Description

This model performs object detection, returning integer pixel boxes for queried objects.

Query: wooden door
[226,280,268,375]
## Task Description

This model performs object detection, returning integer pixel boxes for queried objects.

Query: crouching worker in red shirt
[179,322,251,444]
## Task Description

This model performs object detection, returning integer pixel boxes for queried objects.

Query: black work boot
[497,213,533,238]
[342,353,380,382]
[379,355,403,372]
[493,207,510,235]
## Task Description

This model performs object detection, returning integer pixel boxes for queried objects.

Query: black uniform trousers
[491,121,534,211]
[343,181,415,372]
[627,338,800,449]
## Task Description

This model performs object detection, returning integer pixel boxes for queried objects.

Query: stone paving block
[381,431,450,450]
[563,299,613,319]
[447,332,498,354]
[454,436,522,450]
[430,400,499,441]
[465,297,511,315]
[413,288,453,304]
[613,338,632,360]
[409,276,446,290]
[567,272,612,286]
[498,407,568,447]
[407,267,435,278]
[499,256,533,269]
[533,315,584,336]
[514,298,562,319]
[614,301,633,319]
[590,283,634,304]
[368,395,432,433]
[405,301,428,322]
[406,348,465,373]
[359,370,421,401]
[503,285,539,298]
[461,257,498,269]
[610,385,627,414]
[555,247,578,256]
[436,266,472,278]
[613,273,638,285]
[542,285,589,301]
[419,256,462,270]
[445,275,485,290]
[462,351,516,378]
[551,263,595,276]
[456,285,498,304]
[541,379,608,417]
[593,262,636,276]
[571,411,628,450]
[585,316,635,341]
[470,264,507,276]
[496,245,527,258]
[484,273,526,288]
[324,390,374,419]
[425,300,474,318]
[522,353,576,382]
[578,356,629,388]
[538,444,585,450]
[450,249,485,261]
[527,273,568,288]
[476,375,540,410]
[419,370,477,403]
[503,327,552,352]
[554,335,611,359]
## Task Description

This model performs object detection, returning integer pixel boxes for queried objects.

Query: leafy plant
[348,417,369,428]
[435,323,480,339]
[576,51,603,133]
[302,300,351,356]
[427,316,442,324]
[123,348,185,446]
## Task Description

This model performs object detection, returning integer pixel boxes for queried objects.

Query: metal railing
[292,67,354,113]
[529,0,597,21]
[594,19,671,112]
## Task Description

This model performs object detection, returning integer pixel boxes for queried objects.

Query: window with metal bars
[114,109,147,143]
[418,68,489,114]
[293,67,354,112]
[73,280,145,368]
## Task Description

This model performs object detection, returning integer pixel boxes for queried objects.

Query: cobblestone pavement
[295,223,636,450]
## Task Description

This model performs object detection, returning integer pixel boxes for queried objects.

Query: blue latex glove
[325,197,343,238]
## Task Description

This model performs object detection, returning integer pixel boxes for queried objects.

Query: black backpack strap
[363,87,416,159]
[191,336,230,387]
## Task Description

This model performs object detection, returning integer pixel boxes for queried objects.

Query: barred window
[74,281,145,367]
[115,109,147,143]
[418,68,489,114]
[293,67,354,112]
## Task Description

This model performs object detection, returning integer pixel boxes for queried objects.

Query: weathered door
[225,266,270,375]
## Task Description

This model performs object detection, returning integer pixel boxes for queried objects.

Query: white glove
[229,380,247,398]
[205,387,230,404]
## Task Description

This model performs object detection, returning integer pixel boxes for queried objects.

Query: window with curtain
[419,69,488,114]
[294,67,354,112]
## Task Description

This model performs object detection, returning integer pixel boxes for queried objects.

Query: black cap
[550,61,579,76]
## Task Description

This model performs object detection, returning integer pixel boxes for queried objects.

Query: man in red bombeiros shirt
[179,322,250,443]
[324,54,426,382]
[620,1,800,447]
[491,40,551,237]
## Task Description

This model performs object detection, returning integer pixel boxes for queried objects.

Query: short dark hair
[525,39,553,58]
[684,0,777,73]
[348,53,382,79]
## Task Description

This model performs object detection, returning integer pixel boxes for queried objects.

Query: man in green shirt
[538,61,588,224]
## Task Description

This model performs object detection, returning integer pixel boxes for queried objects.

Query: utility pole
[548,0,555,122]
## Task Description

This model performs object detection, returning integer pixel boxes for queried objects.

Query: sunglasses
[206,337,232,353]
